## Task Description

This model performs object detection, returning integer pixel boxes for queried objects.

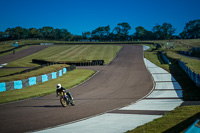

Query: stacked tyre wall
[0,65,76,92]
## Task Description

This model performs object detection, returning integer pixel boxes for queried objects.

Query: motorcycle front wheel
[70,100,75,106]
[60,97,67,107]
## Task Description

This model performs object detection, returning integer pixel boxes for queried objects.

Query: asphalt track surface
[0,45,49,64]
[0,45,153,133]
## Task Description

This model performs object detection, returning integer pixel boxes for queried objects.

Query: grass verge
[0,69,94,104]
[6,45,122,67]
[0,64,69,82]
[0,68,27,77]
[127,105,200,133]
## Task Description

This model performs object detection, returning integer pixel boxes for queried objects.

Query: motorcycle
[58,91,75,107]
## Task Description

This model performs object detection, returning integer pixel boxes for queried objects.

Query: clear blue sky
[0,0,199,35]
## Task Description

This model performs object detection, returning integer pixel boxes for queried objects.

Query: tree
[114,22,131,40]
[61,29,72,41]
[134,26,154,40]
[0,31,3,39]
[29,28,37,38]
[181,19,200,39]
[91,25,110,41]
[82,31,91,39]
[40,26,54,39]
[179,31,186,39]
[161,23,176,40]
[152,24,162,39]
[152,23,176,40]
[134,26,146,39]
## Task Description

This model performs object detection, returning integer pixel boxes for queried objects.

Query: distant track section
[0,45,49,64]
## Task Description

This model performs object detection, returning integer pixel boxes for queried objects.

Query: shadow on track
[18,105,62,108]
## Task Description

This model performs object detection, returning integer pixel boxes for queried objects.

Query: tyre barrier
[178,60,200,87]
[32,59,104,66]
[0,65,76,92]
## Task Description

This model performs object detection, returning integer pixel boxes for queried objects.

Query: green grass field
[0,64,69,82]
[6,45,122,67]
[0,68,27,77]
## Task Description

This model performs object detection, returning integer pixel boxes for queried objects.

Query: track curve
[0,45,153,133]
[0,45,49,64]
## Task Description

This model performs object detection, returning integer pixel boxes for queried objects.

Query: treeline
[0,19,199,41]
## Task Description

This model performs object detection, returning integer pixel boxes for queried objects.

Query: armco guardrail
[178,60,200,87]
[160,51,170,64]
[179,51,192,56]
[0,65,76,92]
[192,47,200,52]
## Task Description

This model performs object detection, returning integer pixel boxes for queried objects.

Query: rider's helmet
[57,83,61,89]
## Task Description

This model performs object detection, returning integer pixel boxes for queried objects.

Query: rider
[56,83,73,100]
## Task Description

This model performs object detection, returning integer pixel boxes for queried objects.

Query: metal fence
[179,51,192,56]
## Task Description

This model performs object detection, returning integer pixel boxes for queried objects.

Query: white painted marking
[143,45,150,51]
[144,59,158,68]
[1,63,8,66]
[152,74,176,82]
[120,99,183,111]
[35,113,162,133]
[148,67,168,74]
[155,82,182,90]
[147,90,183,98]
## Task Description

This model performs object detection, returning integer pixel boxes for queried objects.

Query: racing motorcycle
[58,91,75,107]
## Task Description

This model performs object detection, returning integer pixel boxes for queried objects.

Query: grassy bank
[6,45,122,67]
[0,69,94,104]
[127,105,200,133]
[0,64,69,82]
[0,68,27,77]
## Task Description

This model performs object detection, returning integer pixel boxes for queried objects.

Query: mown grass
[0,39,70,52]
[0,68,27,77]
[6,45,122,67]
[127,105,200,133]
[0,64,69,82]
[0,69,94,104]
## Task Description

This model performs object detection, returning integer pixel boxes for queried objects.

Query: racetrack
[0,45,49,65]
[0,45,153,133]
